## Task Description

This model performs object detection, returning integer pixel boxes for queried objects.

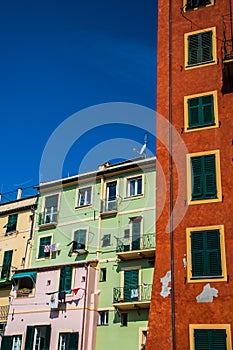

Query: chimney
[17,188,22,200]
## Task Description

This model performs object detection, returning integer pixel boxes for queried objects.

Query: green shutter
[74,229,87,249]
[188,95,214,128]
[191,157,203,199]
[44,325,51,350]
[124,270,139,302]
[0,336,13,349]
[194,329,227,350]
[191,230,222,278]
[203,155,217,198]
[188,31,212,66]
[25,326,35,350]
[5,214,18,233]
[68,332,79,350]
[1,250,13,279]
[132,219,141,250]
[38,236,51,259]
[59,266,72,291]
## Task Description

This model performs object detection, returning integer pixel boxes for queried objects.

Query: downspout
[168,0,176,349]
[80,263,89,350]
[24,199,37,268]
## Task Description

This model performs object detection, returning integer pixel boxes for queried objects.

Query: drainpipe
[24,199,37,268]
[168,0,176,349]
[80,264,89,350]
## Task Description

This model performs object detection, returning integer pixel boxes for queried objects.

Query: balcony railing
[0,305,10,320]
[0,265,15,286]
[116,233,155,252]
[38,209,58,226]
[100,199,118,215]
[113,284,152,305]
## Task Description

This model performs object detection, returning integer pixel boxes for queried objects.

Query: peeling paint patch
[183,255,187,269]
[196,283,218,303]
[160,270,171,298]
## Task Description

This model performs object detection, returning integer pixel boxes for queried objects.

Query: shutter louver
[188,35,199,65]
[204,155,217,198]
[194,329,227,350]
[201,31,213,62]
[206,230,222,276]
[191,232,205,277]
[59,266,72,291]
[188,31,213,66]
[191,157,203,199]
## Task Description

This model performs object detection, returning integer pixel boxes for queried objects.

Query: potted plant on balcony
[16,288,31,296]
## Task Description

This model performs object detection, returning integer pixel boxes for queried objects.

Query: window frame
[184,91,218,132]
[183,0,214,12]
[184,27,217,70]
[37,234,53,260]
[189,324,232,350]
[41,193,60,226]
[98,310,109,326]
[186,225,227,283]
[76,186,93,208]
[57,332,79,350]
[59,266,73,293]
[125,175,143,198]
[186,150,222,205]
[72,228,88,251]
[102,234,111,248]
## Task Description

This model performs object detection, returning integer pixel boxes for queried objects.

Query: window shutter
[132,219,141,250]
[194,329,227,350]
[203,155,217,198]
[25,326,35,350]
[59,266,72,291]
[191,157,203,199]
[194,329,210,349]
[44,325,51,350]
[188,97,200,127]
[188,31,212,66]
[68,332,79,350]
[5,214,18,232]
[188,95,214,128]
[188,34,199,65]
[1,250,13,279]
[191,232,205,277]
[38,236,51,259]
[202,95,214,125]
[0,336,13,349]
[212,329,227,349]
[201,31,213,62]
[206,230,222,276]
[124,270,139,301]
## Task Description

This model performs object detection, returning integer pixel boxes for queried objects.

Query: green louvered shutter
[44,325,51,350]
[188,95,214,128]
[6,214,18,233]
[191,232,205,277]
[191,157,203,200]
[206,230,222,276]
[188,31,212,66]
[202,95,214,125]
[188,34,199,65]
[194,329,227,350]
[201,31,213,62]
[59,266,72,291]
[1,250,13,279]
[0,336,13,349]
[25,326,35,350]
[124,270,139,302]
[188,97,200,127]
[203,155,217,198]
[68,332,79,350]
[132,219,141,250]
[38,236,51,259]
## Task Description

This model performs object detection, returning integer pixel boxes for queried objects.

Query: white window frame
[12,335,22,350]
[76,186,92,207]
[42,193,60,225]
[98,310,109,326]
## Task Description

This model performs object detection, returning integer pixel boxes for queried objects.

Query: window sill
[188,196,221,205]
[124,194,144,200]
[38,222,57,230]
[188,275,227,283]
[185,60,216,70]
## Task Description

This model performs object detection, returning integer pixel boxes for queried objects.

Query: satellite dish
[139,143,146,155]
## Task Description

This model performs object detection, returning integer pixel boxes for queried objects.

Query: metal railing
[100,199,118,213]
[116,233,155,253]
[0,305,9,320]
[113,284,152,304]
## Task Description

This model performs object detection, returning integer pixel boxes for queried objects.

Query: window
[106,181,117,211]
[43,194,59,224]
[185,0,213,11]
[38,236,52,259]
[187,151,221,204]
[77,187,92,207]
[24,325,51,350]
[1,335,22,350]
[98,311,109,326]
[1,250,13,279]
[102,234,111,247]
[73,229,87,250]
[127,176,142,197]
[59,266,72,292]
[58,332,79,350]
[99,268,106,282]
[121,313,128,327]
[189,325,231,350]
[4,214,18,234]
[184,91,218,131]
[185,28,216,69]
[124,269,139,302]
[186,226,227,282]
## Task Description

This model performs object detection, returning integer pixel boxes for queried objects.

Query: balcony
[113,284,152,310]
[38,209,58,229]
[100,199,118,217]
[0,305,9,321]
[116,233,155,260]
[222,14,233,93]
[0,266,15,288]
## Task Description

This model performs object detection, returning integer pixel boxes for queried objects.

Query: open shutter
[0,336,13,349]
[38,236,51,259]
[5,214,18,233]
[68,332,79,350]
[191,157,203,200]
[204,155,217,198]
[1,250,13,279]
[124,270,139,302]
[44,325,51,350]
[25,326,35,350]
[191,232,205,277]
[59,266,72,291]
[206,230,222,276]
[74,229,87,249]
[201,31,213,62]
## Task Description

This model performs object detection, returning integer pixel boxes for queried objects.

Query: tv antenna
[133,133,148,158]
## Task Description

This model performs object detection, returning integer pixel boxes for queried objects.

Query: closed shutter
[188,97,200,127]
[124,270,139,302]
[131,219,141,250]
[191,157,203,199]
[191,232,205,277]
[44,325,51,350]
[59,266,72,291]
[25,326,35,350]
[202,95,214,125]
[201,31,213,62]
[38,236,51,259]
[203,155,217,198]
[1,250,13,279]
[188,95,214,128]
[188,31,212,66]
[188,34,199,65]
[206,230,222,276]
[68,332,79,350]
[194,329,227,350]
[0,336,13,349]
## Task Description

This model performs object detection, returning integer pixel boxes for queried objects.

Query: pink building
[1,261,98,350]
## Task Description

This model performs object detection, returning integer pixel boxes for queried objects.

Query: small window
[4,214,18,234]
[59,266,72,292]
[127,176,142,197]
[99,268,106,282]
[185,28,216,69]
[98,311,109,326]
[185,0,213,11]
[121,313,128,327]
[189,325,231,350]
[77,187,92,207]
[102,234,111,247]
[58,332,79,350]
[38,236,52,259]
[73,229,87,250]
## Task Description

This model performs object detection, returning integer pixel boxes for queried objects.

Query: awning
[12,272,37,284]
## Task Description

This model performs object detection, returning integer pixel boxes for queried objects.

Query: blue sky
[0,0,156,200]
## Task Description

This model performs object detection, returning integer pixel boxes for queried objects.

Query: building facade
[147,1,233,349]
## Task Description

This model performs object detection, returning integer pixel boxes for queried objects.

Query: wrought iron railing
[0,305,9,320]
[38,209,58,225]
[116,233,155,253]
[100,199,118,213]
[113,284,152,304]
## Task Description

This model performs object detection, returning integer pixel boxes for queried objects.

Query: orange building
[147,0,233,349]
